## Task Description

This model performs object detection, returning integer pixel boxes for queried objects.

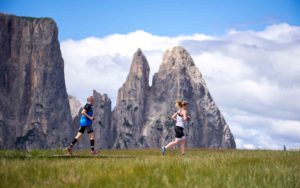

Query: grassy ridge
[0,149,299,188]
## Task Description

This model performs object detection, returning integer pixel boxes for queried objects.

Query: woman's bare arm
[171,112,177,121]
[183,110,189,121]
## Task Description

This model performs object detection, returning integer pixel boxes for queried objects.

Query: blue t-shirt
[80,103,93,127]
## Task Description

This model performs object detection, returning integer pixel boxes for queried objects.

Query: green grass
[0,149,299,188]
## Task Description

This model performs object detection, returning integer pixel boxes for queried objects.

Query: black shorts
[78,125,93,134]
[175,126,185,139]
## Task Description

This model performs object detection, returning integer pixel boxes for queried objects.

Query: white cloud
[224,108,300,150]
[60,23,300,150]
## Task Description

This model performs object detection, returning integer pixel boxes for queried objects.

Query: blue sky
[1,0,299,40]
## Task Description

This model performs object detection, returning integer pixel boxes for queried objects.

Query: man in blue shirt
[67,96,97,155]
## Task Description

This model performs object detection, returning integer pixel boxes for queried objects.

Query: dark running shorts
[175,126,185,139]
[78,125,93,134]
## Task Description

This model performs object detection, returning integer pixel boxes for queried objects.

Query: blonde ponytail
[176,100,188,108]
[176,100,183,108]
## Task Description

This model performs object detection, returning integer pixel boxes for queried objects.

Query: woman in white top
[161,100,190,155]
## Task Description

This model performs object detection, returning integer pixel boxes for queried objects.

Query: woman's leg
[180,137,186,155]
[165,138,181,149]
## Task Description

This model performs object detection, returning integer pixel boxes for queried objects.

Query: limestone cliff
[68,95,82,118]
[143,47,235,148]
[112,47,235,148]
[112,49,150,148]
[0,13,73,149]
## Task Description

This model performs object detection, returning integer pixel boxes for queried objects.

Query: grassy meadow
[0,148,299,188]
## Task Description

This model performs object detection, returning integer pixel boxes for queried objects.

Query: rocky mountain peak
[117,48,150,104]
[112,48,151,148]
[112,46,235,149]
[127,48,150,80]
[136,48,143,55]
[162,46,195,68]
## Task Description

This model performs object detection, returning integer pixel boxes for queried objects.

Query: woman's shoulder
[181,109,188,114]
[178,109,187,115]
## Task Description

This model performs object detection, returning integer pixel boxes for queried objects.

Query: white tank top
[176,110,185,128]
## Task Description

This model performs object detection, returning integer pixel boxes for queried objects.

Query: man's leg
[71,132,83,146]
[67,127,84,155]
[87,125,96,154]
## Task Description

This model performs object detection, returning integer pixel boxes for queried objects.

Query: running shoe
[161,146,166,155]
[66,146,73,156]
[90,150,97,155]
